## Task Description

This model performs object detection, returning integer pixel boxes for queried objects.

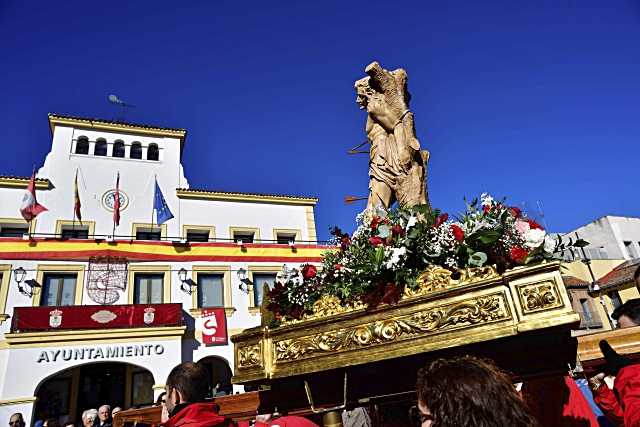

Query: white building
[0,114,326,424]
[561,215,640,260]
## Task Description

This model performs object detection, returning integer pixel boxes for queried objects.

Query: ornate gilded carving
[519,282,561,313]
[238,343,261,369]
[404,265,499,298]
[274,295,507,362]
[355,61,429,209]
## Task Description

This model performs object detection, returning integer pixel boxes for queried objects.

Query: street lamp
[178,268,193,295]
[237,268,252,294]
[13,267,39,297]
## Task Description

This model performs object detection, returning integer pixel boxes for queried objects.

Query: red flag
[113,172,120,227]
[74,171,82,223]
[20,172,47,222]
[201,308,228,345]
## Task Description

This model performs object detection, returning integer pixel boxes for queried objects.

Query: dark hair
[416,356,539,427]
[611,298,640,324]
[166,362,210,403]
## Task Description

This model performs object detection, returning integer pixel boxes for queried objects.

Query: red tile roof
[597,259,640,290]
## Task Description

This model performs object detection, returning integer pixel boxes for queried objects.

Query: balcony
[10,303,183,333]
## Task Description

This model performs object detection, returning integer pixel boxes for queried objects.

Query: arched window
[130,142,142,159]
[147,143,159,161]
[75,136,89,155]
[94,138,107,156]
[113,140,125,158]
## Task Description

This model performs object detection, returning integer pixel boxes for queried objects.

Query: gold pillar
[322,411,343,427]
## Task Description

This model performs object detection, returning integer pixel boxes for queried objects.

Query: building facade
[0,114,327,424]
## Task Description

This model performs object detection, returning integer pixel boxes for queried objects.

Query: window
[113,140,125,158]
[276,232,297,245]
[41,273,77,306]
[60,226,89,239]
[233,231,255,244]
[187,230,210,242]
[609,291,622,310]
[197,274,224,308]
[94,138,107,156]
[75,136,89,155]
[136,227,162,241]
[147,143,159,161]
[624,241,638,258]
[134,273,164,304]
[0,225,28,237]
[252,273,277,306]
[130,142,142,159]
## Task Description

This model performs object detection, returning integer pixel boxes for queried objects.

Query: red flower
[301,264,317,280]
[509,246,528,264]
[369,236,384,246]
[434,213,449,227]
[335,263,343,270]
[483,205,491,214]
[370,216,382,231]
[290,305,304,320]
[391,224,405,236]
[340,235,351,250]
[451,224,464,242]
[509,207,522,218]
[527,219,543,230]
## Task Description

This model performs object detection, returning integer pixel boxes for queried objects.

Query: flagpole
[151,176,156,232]
[72,169,78,235]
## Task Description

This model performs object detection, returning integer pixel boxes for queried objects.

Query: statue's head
[354,77,373,110]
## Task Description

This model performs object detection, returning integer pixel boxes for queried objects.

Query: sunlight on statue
[355,61,429,210]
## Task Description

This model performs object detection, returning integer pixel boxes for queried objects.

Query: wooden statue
[355,61,429,210]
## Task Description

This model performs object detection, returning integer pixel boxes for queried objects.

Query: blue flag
[154,179,174,225]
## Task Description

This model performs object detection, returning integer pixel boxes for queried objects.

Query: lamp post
[178,268,192,294]
[237,268,252,293]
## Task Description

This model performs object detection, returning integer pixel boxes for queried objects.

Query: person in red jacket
[590,299,640,425]
[162,362,229,427]
[598,340,640,426]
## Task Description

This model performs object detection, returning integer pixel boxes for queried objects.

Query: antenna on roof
[108,94,135,122]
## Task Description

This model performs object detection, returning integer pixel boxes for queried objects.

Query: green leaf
[375,246,385,266]
[475,230,501,244]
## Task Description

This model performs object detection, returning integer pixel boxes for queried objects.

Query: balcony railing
[10,303,183,333]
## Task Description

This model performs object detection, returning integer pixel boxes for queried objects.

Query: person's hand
[161,404,170,424]
[589,372,606,391]
[600,340,634,376]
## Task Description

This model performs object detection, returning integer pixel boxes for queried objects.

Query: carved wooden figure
[355,61,429,210]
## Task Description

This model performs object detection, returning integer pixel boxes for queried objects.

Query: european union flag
[154,179,174,225]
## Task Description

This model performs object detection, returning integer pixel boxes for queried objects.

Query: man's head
[612,298,640,328]
[165,362,210,414]
[98,405,111,423]
[82,409,98,427]
[9,414,25,427]
[111,408,122,419]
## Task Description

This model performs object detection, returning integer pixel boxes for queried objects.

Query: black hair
[166,362,210,403]
[611,298,640,324]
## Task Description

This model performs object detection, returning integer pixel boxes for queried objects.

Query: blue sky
[1,1,639,240]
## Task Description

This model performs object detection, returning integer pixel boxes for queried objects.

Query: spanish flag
[74,170,82,224]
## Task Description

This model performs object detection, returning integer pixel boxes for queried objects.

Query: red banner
[201,308,228,346]
[11,303,183,332]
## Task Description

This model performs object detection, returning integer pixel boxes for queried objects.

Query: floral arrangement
[265,194,586,323]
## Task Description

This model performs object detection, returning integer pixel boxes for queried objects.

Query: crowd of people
[6,299,640,427]
[9,405,122,427]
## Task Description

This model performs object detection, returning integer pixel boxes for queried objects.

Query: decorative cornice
[176,188,318,206]
[0,176,51,190]
[48,114,186,144]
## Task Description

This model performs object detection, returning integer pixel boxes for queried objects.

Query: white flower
[514,219,530,236]
[480,193,494,207]
[543,235,556,253]
[524,228,546,250]
[406,215,418,230]
[386,247,407,269]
